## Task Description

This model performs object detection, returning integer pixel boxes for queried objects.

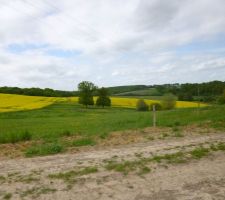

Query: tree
[161,93,176,110]
[96,87,111,108]
[218,89,225,104]
[136,99,149,111]
[78,81,97,108]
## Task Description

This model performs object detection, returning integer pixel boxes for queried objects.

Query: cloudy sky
[0,0,225,90]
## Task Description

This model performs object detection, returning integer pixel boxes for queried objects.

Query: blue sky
[0,0,225,90]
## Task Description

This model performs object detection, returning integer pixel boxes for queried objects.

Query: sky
[0,0,225,90]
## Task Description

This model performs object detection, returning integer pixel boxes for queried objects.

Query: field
[0,96,224,155]
[0,93,207,113]
[0,94,225,199]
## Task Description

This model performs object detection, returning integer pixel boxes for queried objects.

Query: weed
[0,175,6,183]
[190,147,210,159]
[25,143,64,157]
[72,138,96,147]
[99,132,109,139]
[172,127,179,132]
[20,186,56,198]
[217,142,225,151]
[48,167,98,184]
[138,166,151,175]
[3,193,12,200]
[162,133,169,138]
[61,130,72,137]
[173,132,184,137]
[147,136,154,140]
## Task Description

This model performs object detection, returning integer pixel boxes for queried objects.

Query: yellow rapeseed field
[0,94,207,113]
[0,94,57,112]
[109,97,207,108]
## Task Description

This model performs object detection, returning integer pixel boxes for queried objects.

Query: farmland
[0,93,207,113]
[0,93,225,200]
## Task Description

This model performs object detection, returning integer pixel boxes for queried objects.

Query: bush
[149,102,162,111]
[161,93,176,110]
[136,99,149,111]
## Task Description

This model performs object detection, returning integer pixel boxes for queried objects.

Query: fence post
[153,105,156,127]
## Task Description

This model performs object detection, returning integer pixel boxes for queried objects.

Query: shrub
[136,99,149,111]
[161,93,176,110]
[149,102,162,111]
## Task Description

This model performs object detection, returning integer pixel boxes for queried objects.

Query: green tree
[96,87,111,108]
[136,99,149,111]
[161,93,176,110]
[78,81,97,108]
[218,89,225,104]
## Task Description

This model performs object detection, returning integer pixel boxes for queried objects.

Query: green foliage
[0,86,76,97]
[161,93,176,110]
[149,102,162,111]
[78,81,97,107]
[178,93,193,101]
[96,87,111,108]
[136,99,149,111]
[218,89,225,104]
[25,143,64,157]
[72,138,96,147]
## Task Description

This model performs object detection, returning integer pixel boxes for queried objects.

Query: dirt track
[0,132,225,200]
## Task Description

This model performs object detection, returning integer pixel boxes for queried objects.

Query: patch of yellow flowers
[0,94,207,113]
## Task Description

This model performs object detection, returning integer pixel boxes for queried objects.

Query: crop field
[0,94,207,113]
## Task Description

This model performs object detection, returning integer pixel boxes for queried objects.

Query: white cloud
[0,0,225,90]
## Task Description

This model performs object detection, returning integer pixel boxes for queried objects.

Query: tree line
[0,80,224,102]
[0,87,78,97]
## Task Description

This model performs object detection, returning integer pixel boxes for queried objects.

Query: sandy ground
[0,131,225,200]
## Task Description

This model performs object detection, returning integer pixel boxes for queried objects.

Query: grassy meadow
[0,93,224,157]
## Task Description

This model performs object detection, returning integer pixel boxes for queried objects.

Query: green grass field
[0,102,224,157]
[0,102,224,142]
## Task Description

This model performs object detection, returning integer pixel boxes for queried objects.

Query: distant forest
[0,81,225,102]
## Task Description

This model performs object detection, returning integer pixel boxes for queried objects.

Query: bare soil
[0,128,225,200]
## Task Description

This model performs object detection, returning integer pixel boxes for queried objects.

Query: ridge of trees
[0,81,224,100]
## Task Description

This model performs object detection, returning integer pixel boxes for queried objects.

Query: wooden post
[197,87,200,115]
[153,105,156,127]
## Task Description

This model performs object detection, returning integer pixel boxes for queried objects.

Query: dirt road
[0,132,225,200]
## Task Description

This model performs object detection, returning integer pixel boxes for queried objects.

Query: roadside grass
[25,143,64,157]
[48,167,98,188]
[0,131,32,144]
[3,193,12,200]
[104,142,225,175]
[20,186,56,198]
[72,138,96,147]
[190,147,210,159]
[46,142,225,188]
[0,102,224,156]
